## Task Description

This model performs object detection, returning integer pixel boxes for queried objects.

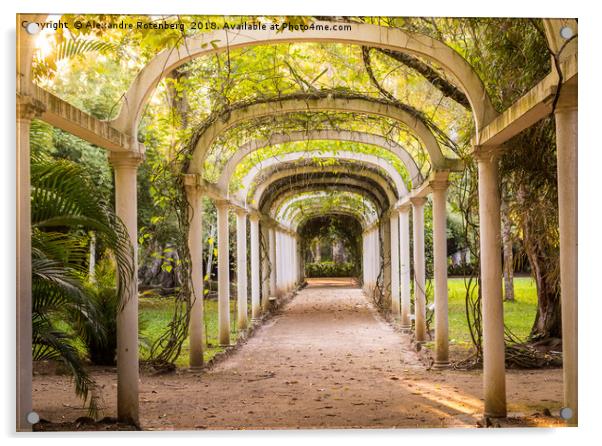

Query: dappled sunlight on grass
[423,277,537,354]
[139,297,245,367]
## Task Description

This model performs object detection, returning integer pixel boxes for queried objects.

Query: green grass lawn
[427,276,537,351]
[137,277,537,367]
[139,297,247,368]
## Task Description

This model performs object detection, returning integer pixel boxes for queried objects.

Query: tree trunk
[501,193,515,302]
[521,208,562,340]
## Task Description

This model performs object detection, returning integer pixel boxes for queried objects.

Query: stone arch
[237,150,408,203]
[278,192,379,228]
[251,165,398,209]
[216,129,424,191]
[112,22,498,136]
[188,96,449,173]
[287,203,375,230]
[267,182,390,221]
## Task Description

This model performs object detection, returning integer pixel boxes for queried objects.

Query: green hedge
[305,261,356,277]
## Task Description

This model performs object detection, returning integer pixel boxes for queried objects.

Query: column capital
[234,207,248,217]
[248,211,261,222]
[397,202,411,213]
[108,151,144,169]
[214,199,230,210]
[473,145,505,163]
[183,173,203,189]
[548,81,577,112]
[428,170,450,191]
[410,196,427,207]
[17,95,46,121]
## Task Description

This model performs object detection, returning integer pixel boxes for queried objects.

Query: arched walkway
[32,280,564,429]
[16,16,578,430]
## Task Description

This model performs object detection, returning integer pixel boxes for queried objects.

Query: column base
[432,360,450,370]
[400,324,412,333]
[483,412,507,420]
[188,365,204,372]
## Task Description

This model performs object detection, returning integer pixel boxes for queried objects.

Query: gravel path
[33,279,564,430]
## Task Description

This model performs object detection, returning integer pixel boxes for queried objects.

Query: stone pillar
[249,213,261,320]
[399,205,412,330]
[109,151,143,425]
[235,209,248,331]
[382,219,391,305]
[431,177,449,369]
[268,226,277,297]
[389,212,401,318]
[261,223,270,310]
[555,96,578,426]
[411,198,427,342]
[185,180,204,368]
[476,149,506,417]
[16,97,45,431]
[215,200,230,346]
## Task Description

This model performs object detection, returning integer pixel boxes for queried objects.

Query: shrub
[305,261,356,277]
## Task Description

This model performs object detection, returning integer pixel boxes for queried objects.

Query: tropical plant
[30,150,134,413]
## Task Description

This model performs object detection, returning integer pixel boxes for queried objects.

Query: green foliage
[30,127,134,413]
[305,261,355,278]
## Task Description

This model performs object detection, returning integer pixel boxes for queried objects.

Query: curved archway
[216,129,424,190]
[250,165,398,208]
[237,150,408,203]
[188,95,449,173]
[112,22,497,135]
[260,176,392,217]
[267,183,389,222]
[278,192,378,228]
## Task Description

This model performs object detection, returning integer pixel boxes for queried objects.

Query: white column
[399,205,412,330]
[411,198,427,342]
[235,209,248,331]
[274,230,280,293]
[389,212,401,318]
[555,97,578,426]
[291,235,295,288]
[382,219,391,305]
[261,223,270,311]
[109,151,143,425]
[371,228,378,292]
[216,201,230,346]
[185,181,204,368]
[431,177,449,369]
[476,149,506,418]
[249,214,261,320]
[268,226,277,297]
[16,97,45,431]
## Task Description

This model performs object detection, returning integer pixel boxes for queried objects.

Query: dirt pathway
[33,280,564,430]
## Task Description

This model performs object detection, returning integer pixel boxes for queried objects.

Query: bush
[305,261,356,277]
[447,263,477,277]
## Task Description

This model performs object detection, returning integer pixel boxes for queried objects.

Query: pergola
[16,16,578,430]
